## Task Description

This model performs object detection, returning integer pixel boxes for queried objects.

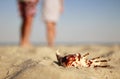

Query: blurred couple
[18,0,64,47]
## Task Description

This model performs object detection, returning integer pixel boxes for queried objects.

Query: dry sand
[0,45,120,79]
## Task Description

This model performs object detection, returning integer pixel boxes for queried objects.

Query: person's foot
[48,43,54,47]
[20,42,33,48]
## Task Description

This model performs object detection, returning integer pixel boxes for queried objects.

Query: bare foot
[20,42,33,48]
[48,43,54,47]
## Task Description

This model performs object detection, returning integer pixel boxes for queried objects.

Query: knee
[46,22,55,30]
[22,16,33,23]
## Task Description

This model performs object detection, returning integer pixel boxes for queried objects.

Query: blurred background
[0,0,120,45]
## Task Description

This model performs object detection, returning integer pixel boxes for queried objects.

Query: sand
[0,45,120,79]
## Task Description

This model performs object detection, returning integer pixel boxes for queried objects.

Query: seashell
[56,50,109,68]
[56,50,81,67]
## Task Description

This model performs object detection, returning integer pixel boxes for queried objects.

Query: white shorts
[42,0,61,23]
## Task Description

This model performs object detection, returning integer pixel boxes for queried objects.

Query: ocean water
[0,42,120,46]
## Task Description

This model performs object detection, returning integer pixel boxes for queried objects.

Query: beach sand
[0,45,120,79]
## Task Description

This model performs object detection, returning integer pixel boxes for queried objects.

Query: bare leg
[20,16,33,47]
[18,0,38,48]
[46,22,56,47]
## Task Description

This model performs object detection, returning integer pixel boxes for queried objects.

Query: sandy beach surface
[0,45,120,79]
